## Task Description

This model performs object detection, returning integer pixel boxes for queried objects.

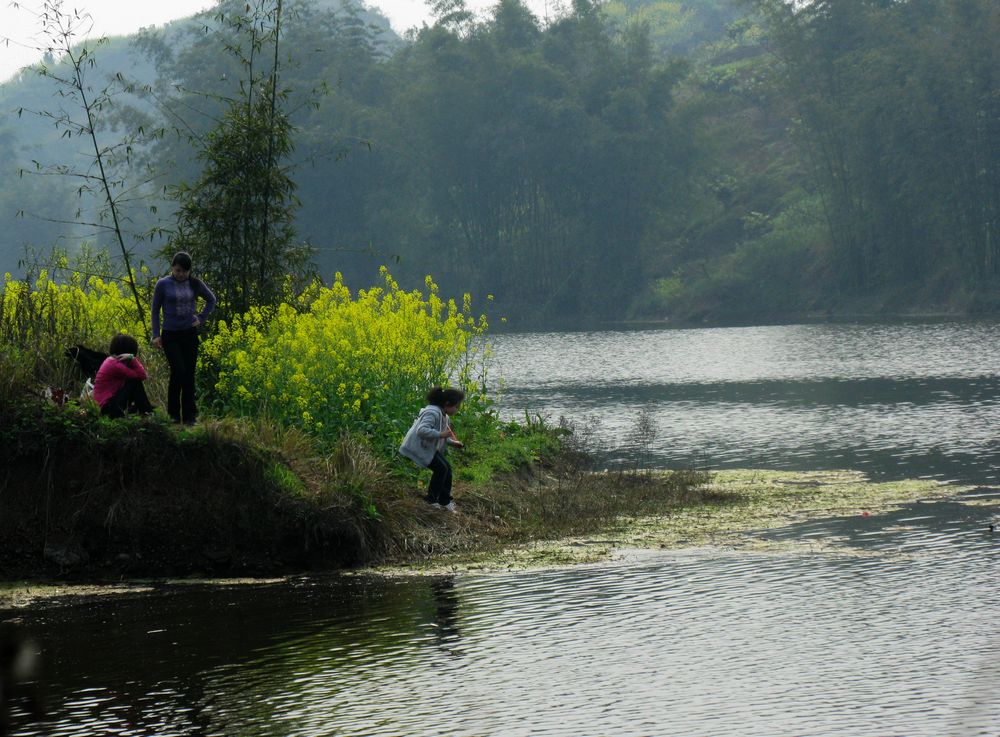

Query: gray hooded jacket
[398,404,454,467]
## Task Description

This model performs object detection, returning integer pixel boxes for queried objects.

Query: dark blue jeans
[425,451,453,505]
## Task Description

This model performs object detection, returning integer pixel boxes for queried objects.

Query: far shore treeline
[0,0,996,324]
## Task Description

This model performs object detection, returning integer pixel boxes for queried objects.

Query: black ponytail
[427,386,465,407]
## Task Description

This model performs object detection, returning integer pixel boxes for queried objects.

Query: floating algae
[369,469,969,575]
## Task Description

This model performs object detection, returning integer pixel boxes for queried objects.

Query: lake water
[491,321,1000,484]
[6,321,1000,736]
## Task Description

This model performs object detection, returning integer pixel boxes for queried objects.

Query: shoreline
[361,469,978,574]
[2,468,982,611]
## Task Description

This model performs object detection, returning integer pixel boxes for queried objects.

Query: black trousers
[425,451,453,505]
[162,328,199,423]
[100,378,153,419]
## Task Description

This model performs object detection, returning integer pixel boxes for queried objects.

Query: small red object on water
[862,511,870,517]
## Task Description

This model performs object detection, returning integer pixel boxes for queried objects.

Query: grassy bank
[0,393,716,580]
[0,267,576,577]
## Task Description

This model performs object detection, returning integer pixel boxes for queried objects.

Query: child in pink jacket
[92,334,154,418]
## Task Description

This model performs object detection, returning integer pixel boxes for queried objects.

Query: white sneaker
[443,501,458,513]
[429,502,443,509]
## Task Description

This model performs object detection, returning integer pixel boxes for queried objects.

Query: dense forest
[0,0,997,324]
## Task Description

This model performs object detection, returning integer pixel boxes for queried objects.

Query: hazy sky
[0,0,552,83]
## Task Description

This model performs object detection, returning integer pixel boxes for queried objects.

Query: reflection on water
[7,321,1000,736]
[431,577,462,655]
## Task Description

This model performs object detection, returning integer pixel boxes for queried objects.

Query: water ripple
[15,514,1000,737]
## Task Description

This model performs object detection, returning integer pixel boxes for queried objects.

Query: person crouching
[92,334,154,419]
[399,387,465,512]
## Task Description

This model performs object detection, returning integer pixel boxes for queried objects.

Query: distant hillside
[603,0,744,57]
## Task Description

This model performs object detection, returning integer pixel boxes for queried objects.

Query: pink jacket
[93,356,148,407]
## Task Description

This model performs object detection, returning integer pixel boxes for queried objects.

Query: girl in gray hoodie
[399,387,465,511]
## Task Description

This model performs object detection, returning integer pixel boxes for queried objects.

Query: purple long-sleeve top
[151,275,217,338]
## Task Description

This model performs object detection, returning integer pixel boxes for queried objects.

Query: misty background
[0,0,996,325]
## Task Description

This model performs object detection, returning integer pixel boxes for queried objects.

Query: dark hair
[171,251,193,271]
[109,333,139,356]
[427,386,465,407]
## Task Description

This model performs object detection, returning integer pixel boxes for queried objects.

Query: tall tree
[166,0,313,317]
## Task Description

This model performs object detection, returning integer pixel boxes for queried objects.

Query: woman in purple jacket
[151,252,216,425]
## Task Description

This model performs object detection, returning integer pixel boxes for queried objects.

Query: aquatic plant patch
[604,469,967,552]
[365,469,970,574]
